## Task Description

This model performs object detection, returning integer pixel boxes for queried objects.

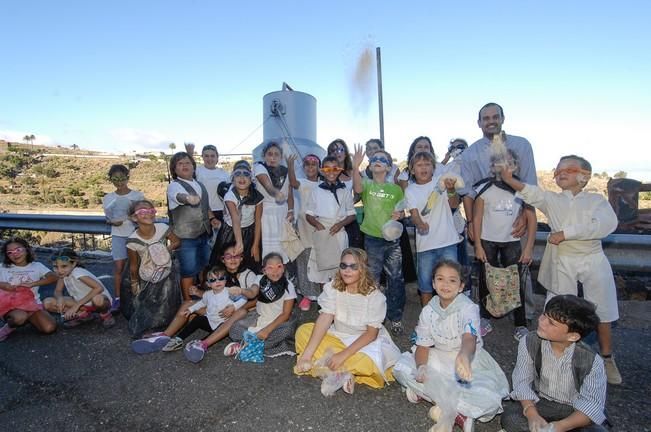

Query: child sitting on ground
[0,238,58,341]
[131,264,246,362]
[295,248,401,393]
[43,249,115,328]
[224,252,297,359]
[499,155,621,385]
[131,243,255,359]
[393,260,509,432]
[501,295,607,432]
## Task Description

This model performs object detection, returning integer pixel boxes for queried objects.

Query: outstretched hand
[455,352,473,381]
[285,153,298,166]
[352,144,365,169]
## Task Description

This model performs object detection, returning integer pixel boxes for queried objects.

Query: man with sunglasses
[352,145,406,334]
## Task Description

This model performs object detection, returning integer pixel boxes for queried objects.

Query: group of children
[0,125,621,431]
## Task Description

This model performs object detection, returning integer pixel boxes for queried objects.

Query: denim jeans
[177,233,211,278]
[416,244,458,294]
[365,235,405,322]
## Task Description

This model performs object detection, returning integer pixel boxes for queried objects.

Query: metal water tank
[252,86,326,170]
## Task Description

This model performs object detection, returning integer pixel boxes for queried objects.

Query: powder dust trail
[348,44,376,115]
[490,131,511,179]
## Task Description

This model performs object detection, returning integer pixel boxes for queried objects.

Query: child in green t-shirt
[352,143,406,334]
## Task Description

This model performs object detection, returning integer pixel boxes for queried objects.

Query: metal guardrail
[1,213,650,272]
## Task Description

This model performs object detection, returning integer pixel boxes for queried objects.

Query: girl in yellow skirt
[294,247,400,392]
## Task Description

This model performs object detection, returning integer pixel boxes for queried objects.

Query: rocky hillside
[0,144,648,217]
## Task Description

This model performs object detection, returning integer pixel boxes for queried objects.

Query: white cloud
[0,129,58,146]
[109,128,173,152]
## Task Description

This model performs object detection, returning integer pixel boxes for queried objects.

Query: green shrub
[66,187,83,197]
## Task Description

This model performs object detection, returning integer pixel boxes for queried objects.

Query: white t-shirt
[0,262,52,304]
[102,190,145,237]
[196,165,230,212]
[188,289,246,330]
[405,179,461,252]
[250,275,296,333]
[223,189,261,228]
[167,178,204,210]
[63,267,112,305]
[477,184,522,243]
[305,183,356,221]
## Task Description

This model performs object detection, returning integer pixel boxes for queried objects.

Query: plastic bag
[312,349,353,397]
[236,330,265,363]
[423,367,460,432]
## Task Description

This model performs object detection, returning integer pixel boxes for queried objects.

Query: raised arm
[286,154,300,189]
[351,144,365,195]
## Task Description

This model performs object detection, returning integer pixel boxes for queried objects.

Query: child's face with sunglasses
[263,258,285,281]
[132,206,157,223]
[109,173,129,185]
[339,254,361,285]
[206,272,227,292]
[221,248,243,272]
[320,162,342,183]
[53,257,77,277]
[232,169,252,190]
[369,153,391,174]
[5,242,28,264]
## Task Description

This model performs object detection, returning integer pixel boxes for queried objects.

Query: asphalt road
[1,254,649,432]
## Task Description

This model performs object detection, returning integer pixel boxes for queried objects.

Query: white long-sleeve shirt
[517,184,617,254]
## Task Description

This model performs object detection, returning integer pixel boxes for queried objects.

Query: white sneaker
[603,355,622,385]
[429,405,442,422]
[162,336,184,352]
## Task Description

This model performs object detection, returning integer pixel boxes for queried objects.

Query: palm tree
[169,142,176,154]
[23,135,30,146]
[29,134,35,148]
[71,144,79,151]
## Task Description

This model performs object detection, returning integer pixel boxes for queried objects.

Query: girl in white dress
[254,142,294,263]
[393,259,509,432]
[294,247,401,392]
[286,153,322,310]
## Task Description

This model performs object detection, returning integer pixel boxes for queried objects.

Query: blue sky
[2,1,650,178]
